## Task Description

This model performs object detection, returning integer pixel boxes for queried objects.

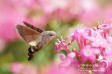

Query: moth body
[15,22,56,61]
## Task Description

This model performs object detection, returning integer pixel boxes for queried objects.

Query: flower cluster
[55,24,112,73]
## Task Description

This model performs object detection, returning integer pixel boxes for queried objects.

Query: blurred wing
[16,25,41,46]
[23,21,44,33]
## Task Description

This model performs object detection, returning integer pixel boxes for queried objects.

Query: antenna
[53,21,60,31]
[47,20,60,31]
[47,21,60,39]
[47,24,52,31]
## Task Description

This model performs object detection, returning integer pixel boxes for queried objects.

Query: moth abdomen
[28,46,40,61]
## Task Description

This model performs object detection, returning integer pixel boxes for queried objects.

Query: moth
[15,22,56,61]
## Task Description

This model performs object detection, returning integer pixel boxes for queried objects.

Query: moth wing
[16,25,42,46]
[23,22,44,33]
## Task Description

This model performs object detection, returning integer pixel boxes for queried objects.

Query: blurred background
[0,0,112,74]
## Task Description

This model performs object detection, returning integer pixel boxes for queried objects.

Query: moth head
[48,31,56,36]
[41,31,56,41]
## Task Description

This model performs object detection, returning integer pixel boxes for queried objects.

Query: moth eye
[49,34,54,36]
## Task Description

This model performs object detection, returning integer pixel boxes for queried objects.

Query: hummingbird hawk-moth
[15,22,56,61]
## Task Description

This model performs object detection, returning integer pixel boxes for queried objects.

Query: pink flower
[80,46,100,63]
[10,62,38,74]
[38,0,100,22]
[55,38,70,53]
[0,0,26,43]
[37,0,69,14]
[59,52,79,68]
[47,64,78,74]
[10,62,24,74]
[77,0,101,26]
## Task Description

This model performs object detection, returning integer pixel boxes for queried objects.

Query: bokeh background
[0,0,112,74]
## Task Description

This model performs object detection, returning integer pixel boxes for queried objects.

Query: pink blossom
[59,52,79,68]
[77,0,101,26]
[47,64,78,74]
[10,62,38,74]
[55,38,70,53]
[37,0,69,14]
[0,1,24,43]
[80,46,100,63]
